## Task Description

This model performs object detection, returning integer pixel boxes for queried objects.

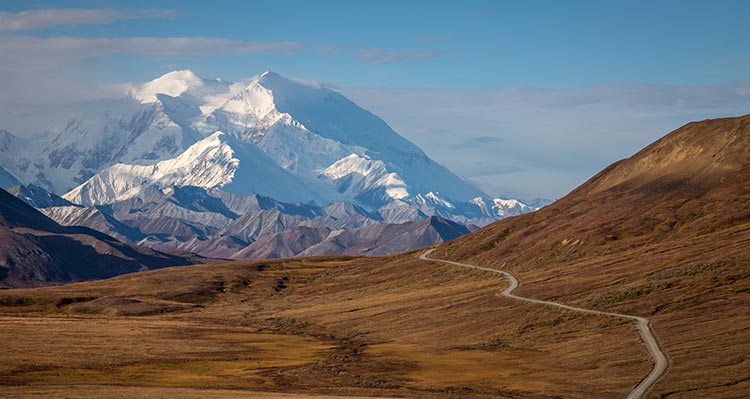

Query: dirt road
[420,249,669,399]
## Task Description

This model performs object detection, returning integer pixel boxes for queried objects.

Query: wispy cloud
[358,48,440,65]
[0,8,443,67]
[463,136,504,146]
[0,8,179,31]
[0,36,301,59]
[314,45,442,65]
[0,31,442,111]
[343,82,750,199]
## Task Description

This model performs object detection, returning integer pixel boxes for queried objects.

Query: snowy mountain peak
[0,69,539,226]
[129,70,233,104]
[252,72,334,112]
[63,129,325,206]
[161,69,203,82]
[220,79,277,116]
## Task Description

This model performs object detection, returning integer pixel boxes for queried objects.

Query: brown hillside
[578,115,750,196]
[433,115,750,398]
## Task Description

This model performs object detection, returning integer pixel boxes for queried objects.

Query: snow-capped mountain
[64,131,323,206]
[0,70,539,227]
[0,102,189,194]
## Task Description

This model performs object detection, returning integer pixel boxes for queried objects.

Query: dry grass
[0,317,329,387]
[0,385,387,399]
[0,254,648,399]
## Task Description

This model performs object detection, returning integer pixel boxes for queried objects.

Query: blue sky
[1,1,749,199]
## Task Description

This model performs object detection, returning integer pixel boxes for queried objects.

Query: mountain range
[0,70,539,258]
[16,184,472,260]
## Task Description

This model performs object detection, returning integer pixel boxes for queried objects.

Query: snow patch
[321,154,409,200]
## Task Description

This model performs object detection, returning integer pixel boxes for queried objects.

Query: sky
[1,0,749,200]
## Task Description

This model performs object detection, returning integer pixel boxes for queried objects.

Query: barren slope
[433,115,750,398]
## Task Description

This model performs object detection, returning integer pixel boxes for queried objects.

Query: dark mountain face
[0,188,200,288]
[168,186,238,219]
[0,188,63,232]
[7,184,77,209]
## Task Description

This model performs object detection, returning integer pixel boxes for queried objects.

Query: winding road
[419,249,669,399]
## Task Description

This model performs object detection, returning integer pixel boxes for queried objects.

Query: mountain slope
[0,188,199,287]
[245,71,487,204]
[432,115,750,398]
[299,215,471,257]
[40,205,145,243]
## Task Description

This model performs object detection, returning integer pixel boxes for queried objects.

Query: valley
[0,254,650,399]
[1,3,748,398]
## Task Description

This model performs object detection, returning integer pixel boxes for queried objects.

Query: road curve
[419,249,669,399]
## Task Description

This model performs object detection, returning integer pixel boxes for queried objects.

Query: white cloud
[0,35,302,107]
[0,33,443,110]
[0,8,179,31]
